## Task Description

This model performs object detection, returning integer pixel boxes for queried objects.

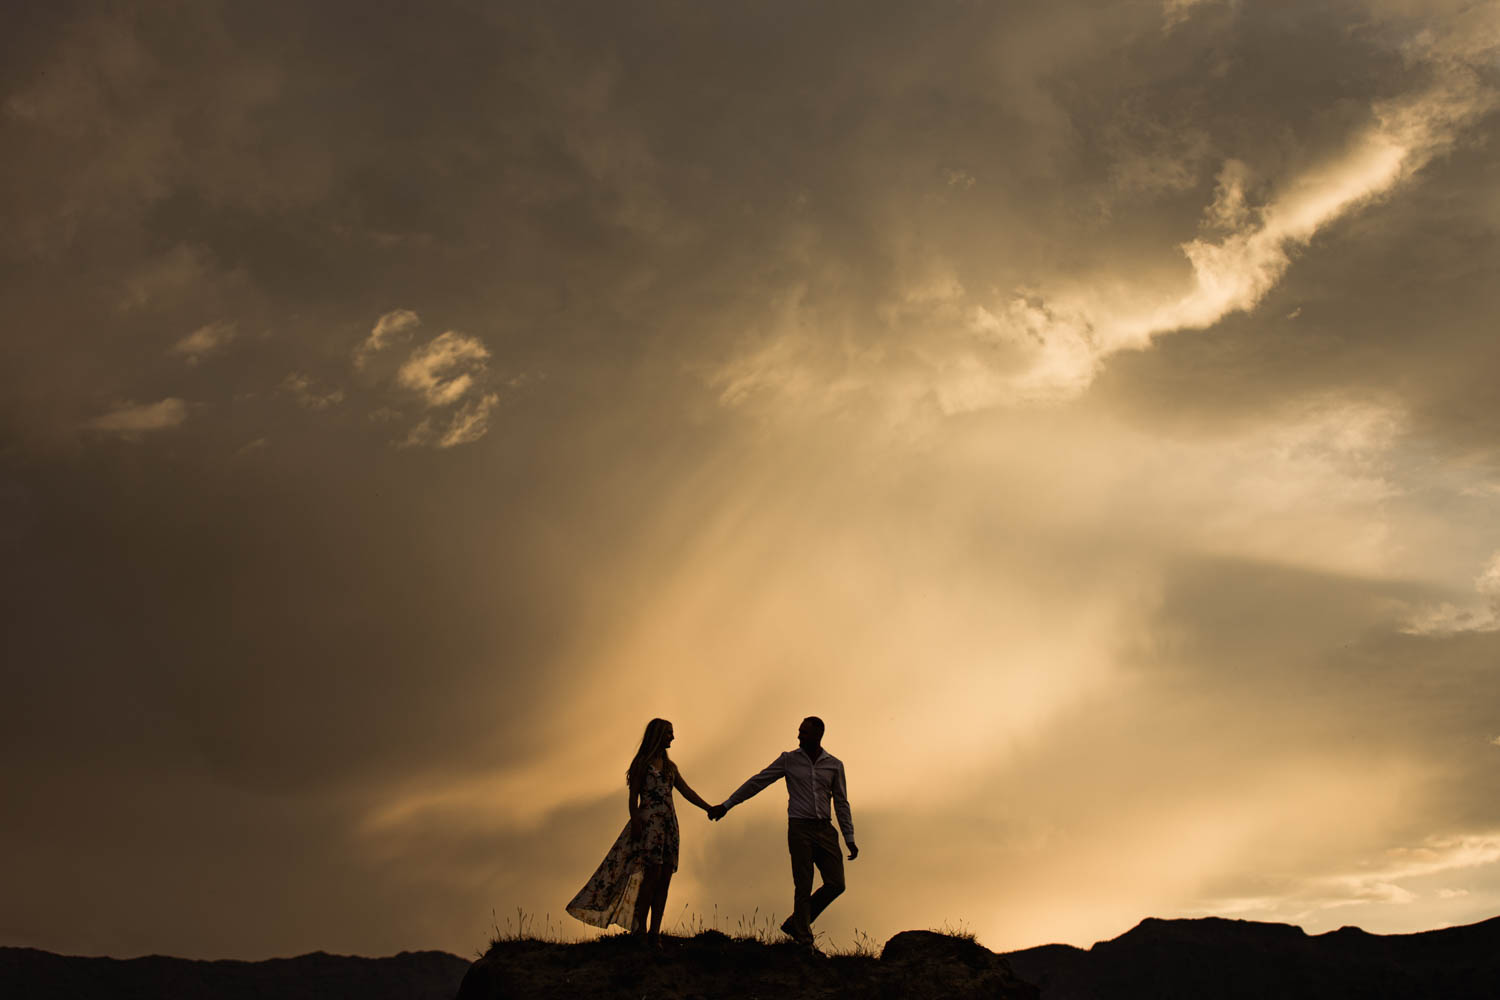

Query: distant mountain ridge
[1002,914,1500,999]
[0,947,469,1000]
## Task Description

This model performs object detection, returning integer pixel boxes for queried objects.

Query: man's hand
[847,845,859,861]
[707,804,727,821]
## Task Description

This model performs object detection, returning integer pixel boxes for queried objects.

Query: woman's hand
[630,814,643,840]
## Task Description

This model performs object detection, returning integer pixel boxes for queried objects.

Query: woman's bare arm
[673,769,712,812]
[628,777,643,835]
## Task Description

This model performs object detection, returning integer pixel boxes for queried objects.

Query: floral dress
[565,763,680,930]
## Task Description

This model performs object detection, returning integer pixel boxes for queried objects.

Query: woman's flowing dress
[565,763,680,930]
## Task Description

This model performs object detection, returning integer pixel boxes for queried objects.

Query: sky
[3,0,1500,962]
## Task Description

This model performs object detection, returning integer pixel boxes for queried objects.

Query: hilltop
[457,929,1036,1000]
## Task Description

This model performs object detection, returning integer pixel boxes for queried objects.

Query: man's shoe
[780,916,815,945]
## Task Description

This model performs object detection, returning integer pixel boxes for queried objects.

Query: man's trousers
[787,818,845,938]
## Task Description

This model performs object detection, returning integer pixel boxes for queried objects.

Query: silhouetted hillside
[1002,914,1500,999]
[8,915,1498,998]
[0,947,468,1000]
[455,930,1038,1000]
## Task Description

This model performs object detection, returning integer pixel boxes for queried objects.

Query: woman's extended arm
[673,769,713,812]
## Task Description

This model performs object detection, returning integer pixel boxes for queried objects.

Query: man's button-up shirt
[723,748,856,847]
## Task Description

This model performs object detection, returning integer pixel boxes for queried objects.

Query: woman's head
[627,718,675,786]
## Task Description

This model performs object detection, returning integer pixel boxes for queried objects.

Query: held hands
[706,803,728,821]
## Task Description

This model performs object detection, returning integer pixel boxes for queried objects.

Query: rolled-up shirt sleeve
[832,761,856,847]
[724,755,788,809]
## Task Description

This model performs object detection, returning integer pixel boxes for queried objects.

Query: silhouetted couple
[565,716,858,948]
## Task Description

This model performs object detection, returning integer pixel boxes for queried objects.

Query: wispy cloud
[1325,834,1500,901]
[235,436,269,456]
[354,309,421,369]
[349,310,507,448]
[170,321,235,365]
[377,329,503,447]
[397,331,491,408]
[1401,551,1500,636]
[1162,0,1224,32]
[1205,832,1500,918]
[400,392,500,450]
[278,371,345,411]
[83,398,189,434]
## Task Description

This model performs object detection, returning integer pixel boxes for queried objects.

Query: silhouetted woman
[565,718,713,944]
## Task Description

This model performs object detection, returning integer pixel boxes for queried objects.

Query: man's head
[798,716,825,753]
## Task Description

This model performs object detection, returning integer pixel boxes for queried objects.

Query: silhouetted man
[709,716,857,944]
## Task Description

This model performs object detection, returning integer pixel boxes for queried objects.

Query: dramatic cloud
[944,21,1500,408]
[4,0,1499,964]
[706,4,1500,415]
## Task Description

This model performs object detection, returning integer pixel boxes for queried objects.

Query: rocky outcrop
[455,930,1039,1000]
[878,930,1040,999]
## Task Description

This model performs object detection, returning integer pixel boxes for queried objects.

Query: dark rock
[878,930,1039,1000]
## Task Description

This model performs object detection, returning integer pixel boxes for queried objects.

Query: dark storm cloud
[6,0,1490,426]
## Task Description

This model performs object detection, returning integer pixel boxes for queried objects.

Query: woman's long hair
[627,718,674,790]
